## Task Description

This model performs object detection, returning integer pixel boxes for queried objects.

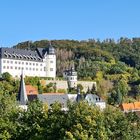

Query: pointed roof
[17,73,28,105]
[48,41,55,54]
[76,88,84,102]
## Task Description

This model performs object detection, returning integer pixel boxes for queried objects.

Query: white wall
[0,58,46,77]
[67,75,77,88]
[67,94,77,102]
[95,102,106,110]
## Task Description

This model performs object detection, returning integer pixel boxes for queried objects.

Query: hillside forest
[13,38,140,104]
[1,38,140,139]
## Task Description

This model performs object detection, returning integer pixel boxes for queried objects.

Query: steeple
[17,72,28,105]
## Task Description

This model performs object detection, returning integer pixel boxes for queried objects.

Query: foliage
[25,76,40,86]
[43,82,57,93]
[1,72,13,82]
[1,96,140,140]
[57,88,66,93]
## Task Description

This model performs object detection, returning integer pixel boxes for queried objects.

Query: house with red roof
[120,102,140,112]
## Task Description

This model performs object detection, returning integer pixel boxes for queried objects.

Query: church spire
[17,72,28,105]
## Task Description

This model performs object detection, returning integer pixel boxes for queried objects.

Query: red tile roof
[26,85,38,95]
[134,102,140,109]
[120,102,140,112]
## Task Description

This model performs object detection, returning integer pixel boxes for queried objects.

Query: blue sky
[0,0,140,47]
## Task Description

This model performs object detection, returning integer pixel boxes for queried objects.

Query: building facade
[0,45,56,78]
[63,67,77,88]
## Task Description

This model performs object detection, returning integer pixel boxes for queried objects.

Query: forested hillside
[13,38,140,104]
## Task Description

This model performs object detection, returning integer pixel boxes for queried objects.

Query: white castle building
[0,45,56,78]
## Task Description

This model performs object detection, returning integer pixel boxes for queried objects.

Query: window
[36,68,38,71]
[18,67,20,70]
[10,61,13,64]
[7,60,9,63]
[15,61,17,64]
[15,67,17,70]
[36,63,38,66]
[50,60,53,63]
[3,66,6,69]
[3,60,6,63]
[33,63,35,66]
[7,66,9,69]
[40,64,42,66]
[26,62,28,65]
[19,62,21,64]
[40,68,42,71]
[26,67,28,70]
[33,68,35,71]
[10,66,13,69]
[44,67,46,71]
[22,62,24,64]
[50,68,53,71]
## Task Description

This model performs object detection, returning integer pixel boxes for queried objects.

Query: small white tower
[45,42,56,78]
[67,67,77,89]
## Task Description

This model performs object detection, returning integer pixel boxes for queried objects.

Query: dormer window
[4,53,8,57]
[33,56,37,60]
[23,55,26,57]
[30,55,33,60]
[8,53,12,57]
[16,54,19,58]
[19,54,23,59]
[27,55,30,59]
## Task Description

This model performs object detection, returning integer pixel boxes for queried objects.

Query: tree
[16,100,46,140]
[104,106,134,140]
[37,81,43,94]
[0,94,20,140]
[2,72,12,82]
[77,84,84,92]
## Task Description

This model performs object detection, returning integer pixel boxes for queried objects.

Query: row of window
[3,66,44,71]
[68,77,77,80]
[3,66,54,72]
[3,60,43,66]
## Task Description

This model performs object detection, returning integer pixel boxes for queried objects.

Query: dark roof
[28,95,38,101]
[48,46,55,54]
[0,47,52,61]
[37,94,68,107]
[36,48,48,58]
[76,94,85,102]
[17,74,28,105]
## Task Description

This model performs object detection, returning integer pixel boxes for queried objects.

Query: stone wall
[45,80,96,93]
